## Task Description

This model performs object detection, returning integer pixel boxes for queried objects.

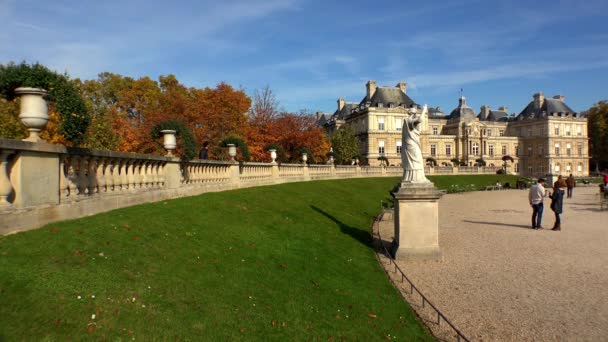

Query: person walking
[566,174,576,198]
[551,176,566,231]
[199,142,209,160]
[529,178,547,230]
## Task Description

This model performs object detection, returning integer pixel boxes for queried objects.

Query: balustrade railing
[181,160,232,185]
[0,138,523,234]
[240,162,274,184]
[59,154,167,201]
[308,164,332,179]
[278,163,305,178]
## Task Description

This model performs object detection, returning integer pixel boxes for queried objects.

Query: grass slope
[1,177,432,341]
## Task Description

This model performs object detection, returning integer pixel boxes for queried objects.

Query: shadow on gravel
[462,220,531,229]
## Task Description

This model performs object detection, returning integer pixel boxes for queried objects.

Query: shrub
[265,143,287,162]
[151,120,197,160]
[0,62,90,145]
[220,136,250,161]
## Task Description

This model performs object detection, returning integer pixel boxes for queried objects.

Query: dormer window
[377,103,383,108]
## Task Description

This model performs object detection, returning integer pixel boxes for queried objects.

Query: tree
[247,86,280,161]
[0,62,90,145]
[151,120,197,160]
[331,125,360,165]
[585,101,608,172]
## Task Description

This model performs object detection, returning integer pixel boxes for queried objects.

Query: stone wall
[0,138,502,235]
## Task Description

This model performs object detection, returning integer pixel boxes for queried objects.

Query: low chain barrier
[374,212,470,342]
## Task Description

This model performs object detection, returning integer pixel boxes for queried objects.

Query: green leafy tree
[151,120,197,160]
[331,126,360,165]
[585,101,608,172]
[0,62,90,145]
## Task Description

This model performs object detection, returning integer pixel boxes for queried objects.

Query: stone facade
[320,81,590,177]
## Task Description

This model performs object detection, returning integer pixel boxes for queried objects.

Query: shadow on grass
[462,220,531,230]
[311,205,372,248]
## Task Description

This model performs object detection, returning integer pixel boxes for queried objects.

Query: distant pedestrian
[565,174,576,198]
[528,178,547,230]
[551,176,566,231]
[199,142,209,160]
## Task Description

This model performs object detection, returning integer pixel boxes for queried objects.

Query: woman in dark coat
[550,176,566,231]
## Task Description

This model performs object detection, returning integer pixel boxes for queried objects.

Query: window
[396,141,402,154]
[566,143,571,156]
[378,140,385,154]
[554,124,560,135]
[396,118,402,131]
[432,127,438,135]
[538,165,544,174]
[555,163,561,172]
[554,143,560,156]
[472,142,479,156]
[489,144,494,157]
[578,144,583,156]
[515,163,519,173]
[430,144,436,156]
[528,166,533,174]
[446,144,452,156]
[515,145,519,156]
[377,103,383,108]
[577,163,583,172]
[486,129,492,136]
[502,145,507,156]
[566,125,571,136]
[499,130,504,136]
[528,129,532,136]
[527,147,533,156]
[566,163,571,172]
[538,145,544,156]
[377,116,385,130]
[577,125,582,136]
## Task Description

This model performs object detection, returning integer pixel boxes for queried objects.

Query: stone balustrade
[0,138,504,235]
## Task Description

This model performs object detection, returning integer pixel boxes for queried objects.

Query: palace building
[318,81,590,177]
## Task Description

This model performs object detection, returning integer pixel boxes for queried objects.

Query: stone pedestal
[392,182,443,261]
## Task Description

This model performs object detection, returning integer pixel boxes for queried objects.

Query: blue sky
[1,0,607,115]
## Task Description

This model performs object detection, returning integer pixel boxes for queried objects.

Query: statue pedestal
[392,182,443,261]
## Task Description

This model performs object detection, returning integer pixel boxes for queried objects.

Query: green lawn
[0,175,518,340]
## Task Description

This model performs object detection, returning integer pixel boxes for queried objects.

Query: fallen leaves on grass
[50,227,60,233]
[367,313,377,318]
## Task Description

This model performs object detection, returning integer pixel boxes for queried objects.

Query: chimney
[533,92,544,110]
[337,97,345,111]
[366,80,377,99]
[480,105,490,120]
[316,111,323,120]
[553,95,565,102]
[498,106,508,112]
[396,81,407,94]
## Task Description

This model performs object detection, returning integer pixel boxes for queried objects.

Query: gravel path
[375,186,608,341]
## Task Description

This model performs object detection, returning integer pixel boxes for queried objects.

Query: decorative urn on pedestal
[160,130,177,156]
[269,149,277,163]
[302,153,308,164]
[15,87,49,142]
[227,144,237,161]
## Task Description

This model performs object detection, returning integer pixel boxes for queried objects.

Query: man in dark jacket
[550,176,566,231]
[565,174,576,198]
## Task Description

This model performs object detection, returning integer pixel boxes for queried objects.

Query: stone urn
[269,149,277,163]
[15,87,49,142]
[301,153,307,164]
[160,130,176,156]
[227,144,237,161]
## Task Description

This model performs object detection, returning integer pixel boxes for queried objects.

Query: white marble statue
[401,105,431,184]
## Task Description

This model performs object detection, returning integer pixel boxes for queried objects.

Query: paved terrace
[377,186,607,341]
